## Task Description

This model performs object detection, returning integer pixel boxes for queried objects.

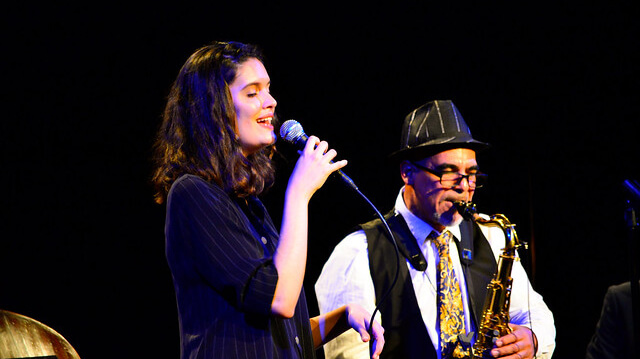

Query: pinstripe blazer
[165,174,315,358]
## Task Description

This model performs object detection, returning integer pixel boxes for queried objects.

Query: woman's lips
[257,116,274,129]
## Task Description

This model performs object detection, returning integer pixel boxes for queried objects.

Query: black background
[2,3,639,358]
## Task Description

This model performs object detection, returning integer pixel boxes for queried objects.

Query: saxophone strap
[362,210,428,271]
[458,219,475,266]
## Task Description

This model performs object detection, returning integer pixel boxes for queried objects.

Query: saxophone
[453,201,528,359]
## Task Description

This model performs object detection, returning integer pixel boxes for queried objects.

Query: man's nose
[453,176,472,192]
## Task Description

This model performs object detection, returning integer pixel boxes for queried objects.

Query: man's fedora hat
[388,100,490,161]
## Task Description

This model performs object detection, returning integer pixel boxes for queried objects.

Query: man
[585,281,638,359]
[315,100,556,359]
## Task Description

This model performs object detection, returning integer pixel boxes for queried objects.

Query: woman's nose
[263,91,277,109]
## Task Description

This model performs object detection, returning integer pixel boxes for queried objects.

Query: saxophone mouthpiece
[453,201,477,221]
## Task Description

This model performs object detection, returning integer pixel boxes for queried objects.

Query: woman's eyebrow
[240,79,270,91]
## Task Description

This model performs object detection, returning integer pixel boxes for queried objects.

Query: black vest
[363,211,498,359]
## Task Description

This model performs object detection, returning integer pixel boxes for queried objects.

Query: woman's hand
[309,303,385,358]
[345,303,385,359]
[287,135,348,202]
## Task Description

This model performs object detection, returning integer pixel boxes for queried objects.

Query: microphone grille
[280,120,306,143]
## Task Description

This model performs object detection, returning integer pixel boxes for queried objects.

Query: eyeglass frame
[409,161,488,189]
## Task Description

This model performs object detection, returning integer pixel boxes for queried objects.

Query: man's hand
[490,324,537,359]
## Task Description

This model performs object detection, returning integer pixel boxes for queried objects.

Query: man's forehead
[426,148,477,164]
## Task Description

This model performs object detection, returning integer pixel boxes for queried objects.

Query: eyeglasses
[410,162,488,189]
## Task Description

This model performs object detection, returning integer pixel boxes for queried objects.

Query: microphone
[623,179,640,204]
[280,119,358,190]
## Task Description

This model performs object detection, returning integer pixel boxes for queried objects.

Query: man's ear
[399,161,413,186]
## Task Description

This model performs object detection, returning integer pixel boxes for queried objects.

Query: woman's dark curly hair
[152,41,276,204]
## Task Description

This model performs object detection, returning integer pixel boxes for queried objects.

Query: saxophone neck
[453,201,509,226]
[453,201,526,251]
[453,200,479,221]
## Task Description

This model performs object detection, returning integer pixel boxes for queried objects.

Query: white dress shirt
[315,187,556,359]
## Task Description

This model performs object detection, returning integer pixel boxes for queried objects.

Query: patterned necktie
[433,230,468,358]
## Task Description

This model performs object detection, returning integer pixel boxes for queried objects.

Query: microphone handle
[292,134,358,190]
[335,169,358,190]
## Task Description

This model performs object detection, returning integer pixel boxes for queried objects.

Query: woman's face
[229,58,277,155]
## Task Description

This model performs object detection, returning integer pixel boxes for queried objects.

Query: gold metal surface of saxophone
[453,201,528,359]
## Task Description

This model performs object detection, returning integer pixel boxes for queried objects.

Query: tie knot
[432,230,452,251]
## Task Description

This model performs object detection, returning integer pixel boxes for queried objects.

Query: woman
[152,41,384,359]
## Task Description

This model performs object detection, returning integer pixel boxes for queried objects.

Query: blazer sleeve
[166,175,278,316]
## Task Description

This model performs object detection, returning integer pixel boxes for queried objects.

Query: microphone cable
[349,184,401,337]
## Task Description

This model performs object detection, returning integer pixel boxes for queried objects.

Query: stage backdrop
[2,3,639,358]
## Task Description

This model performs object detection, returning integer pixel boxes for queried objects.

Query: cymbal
[0,309,80,359]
